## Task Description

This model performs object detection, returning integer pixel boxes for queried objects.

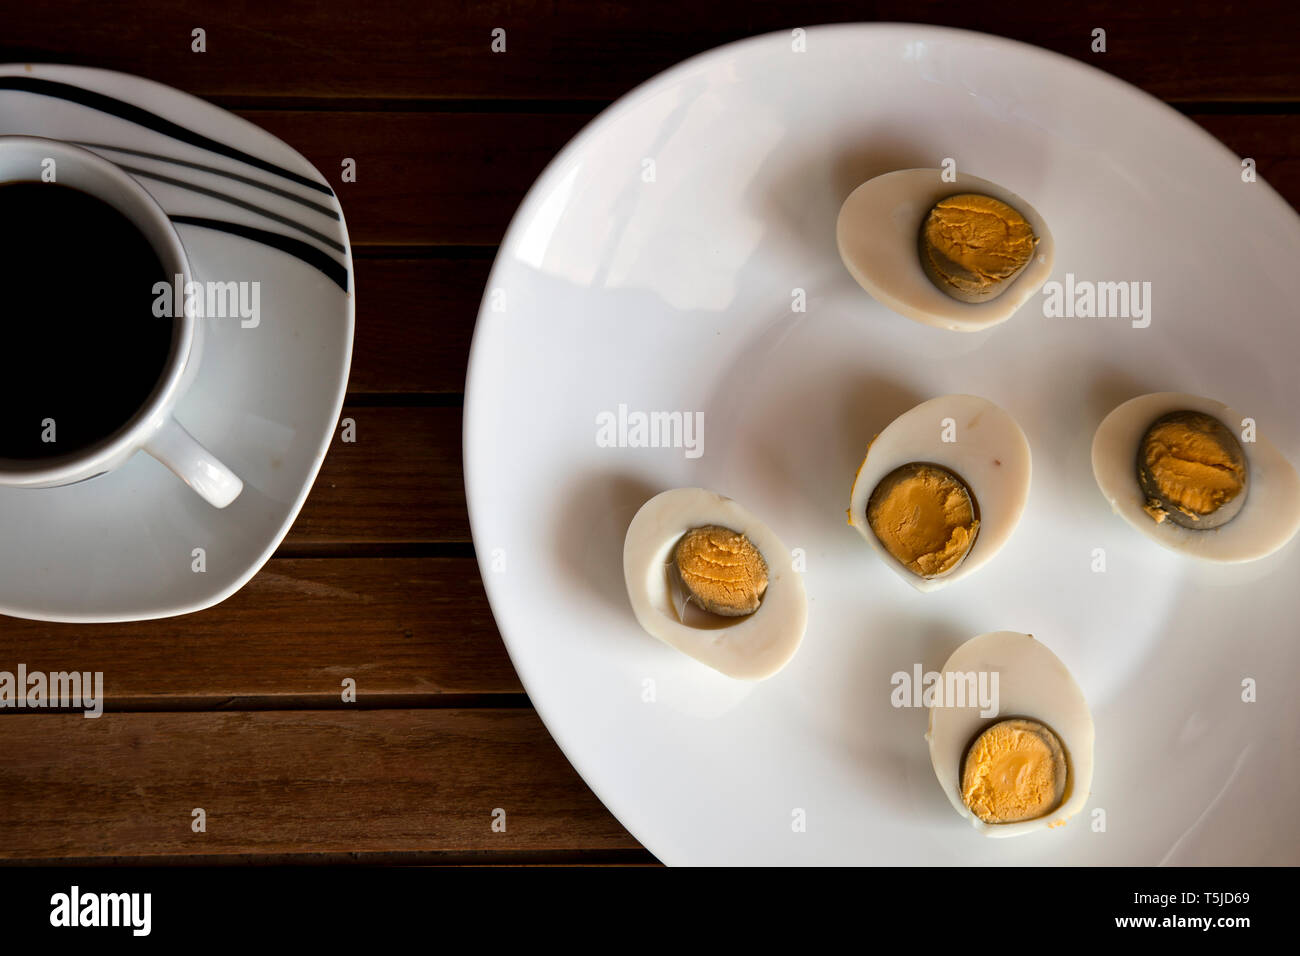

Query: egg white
[1092,392,1300,562]
[623,488,807,680]
[836,168,1055,332]
[926,631,1095,838]
[848,394,1031,592]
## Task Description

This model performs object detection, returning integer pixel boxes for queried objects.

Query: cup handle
[143,417,244,509]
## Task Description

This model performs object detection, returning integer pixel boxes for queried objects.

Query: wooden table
[1,2,1296,866]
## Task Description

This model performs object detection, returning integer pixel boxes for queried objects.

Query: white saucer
[0,64,353,622]
[465,25,1300,864]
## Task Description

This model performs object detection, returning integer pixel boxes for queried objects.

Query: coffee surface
[0,181,172,460]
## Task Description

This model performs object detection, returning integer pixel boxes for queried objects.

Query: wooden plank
[1188,114,1300,209]
[0,710,641,859]
[306,110,1300,248]
[2,3,1298,103]
[0,558,521,705]
[289,406,468,544]
[350,257,488,394]
[326,114,1297,398]
[247,111,1300,250]
[241,112,588,247]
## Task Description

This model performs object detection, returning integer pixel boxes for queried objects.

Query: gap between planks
[0,695,533,715]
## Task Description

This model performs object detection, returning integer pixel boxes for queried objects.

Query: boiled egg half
[623,487,807,680]
[1092,391,1300,562]
[848,394,1031,591]
[927,630,1095,837]
[837,169,1055,332]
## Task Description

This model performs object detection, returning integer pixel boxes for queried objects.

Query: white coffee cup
[0,136,242,508]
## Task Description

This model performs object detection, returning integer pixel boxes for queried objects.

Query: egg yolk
[961,718,1067,825]
[673,525,768,617]
[866,463,979,578]
[918,193,1037,303]
[1138,412,1247,525]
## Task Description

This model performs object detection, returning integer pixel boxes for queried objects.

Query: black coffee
[0,181,173,460]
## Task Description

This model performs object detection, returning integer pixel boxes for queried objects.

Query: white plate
[464,24,1300,865]
[0,65,353,622]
